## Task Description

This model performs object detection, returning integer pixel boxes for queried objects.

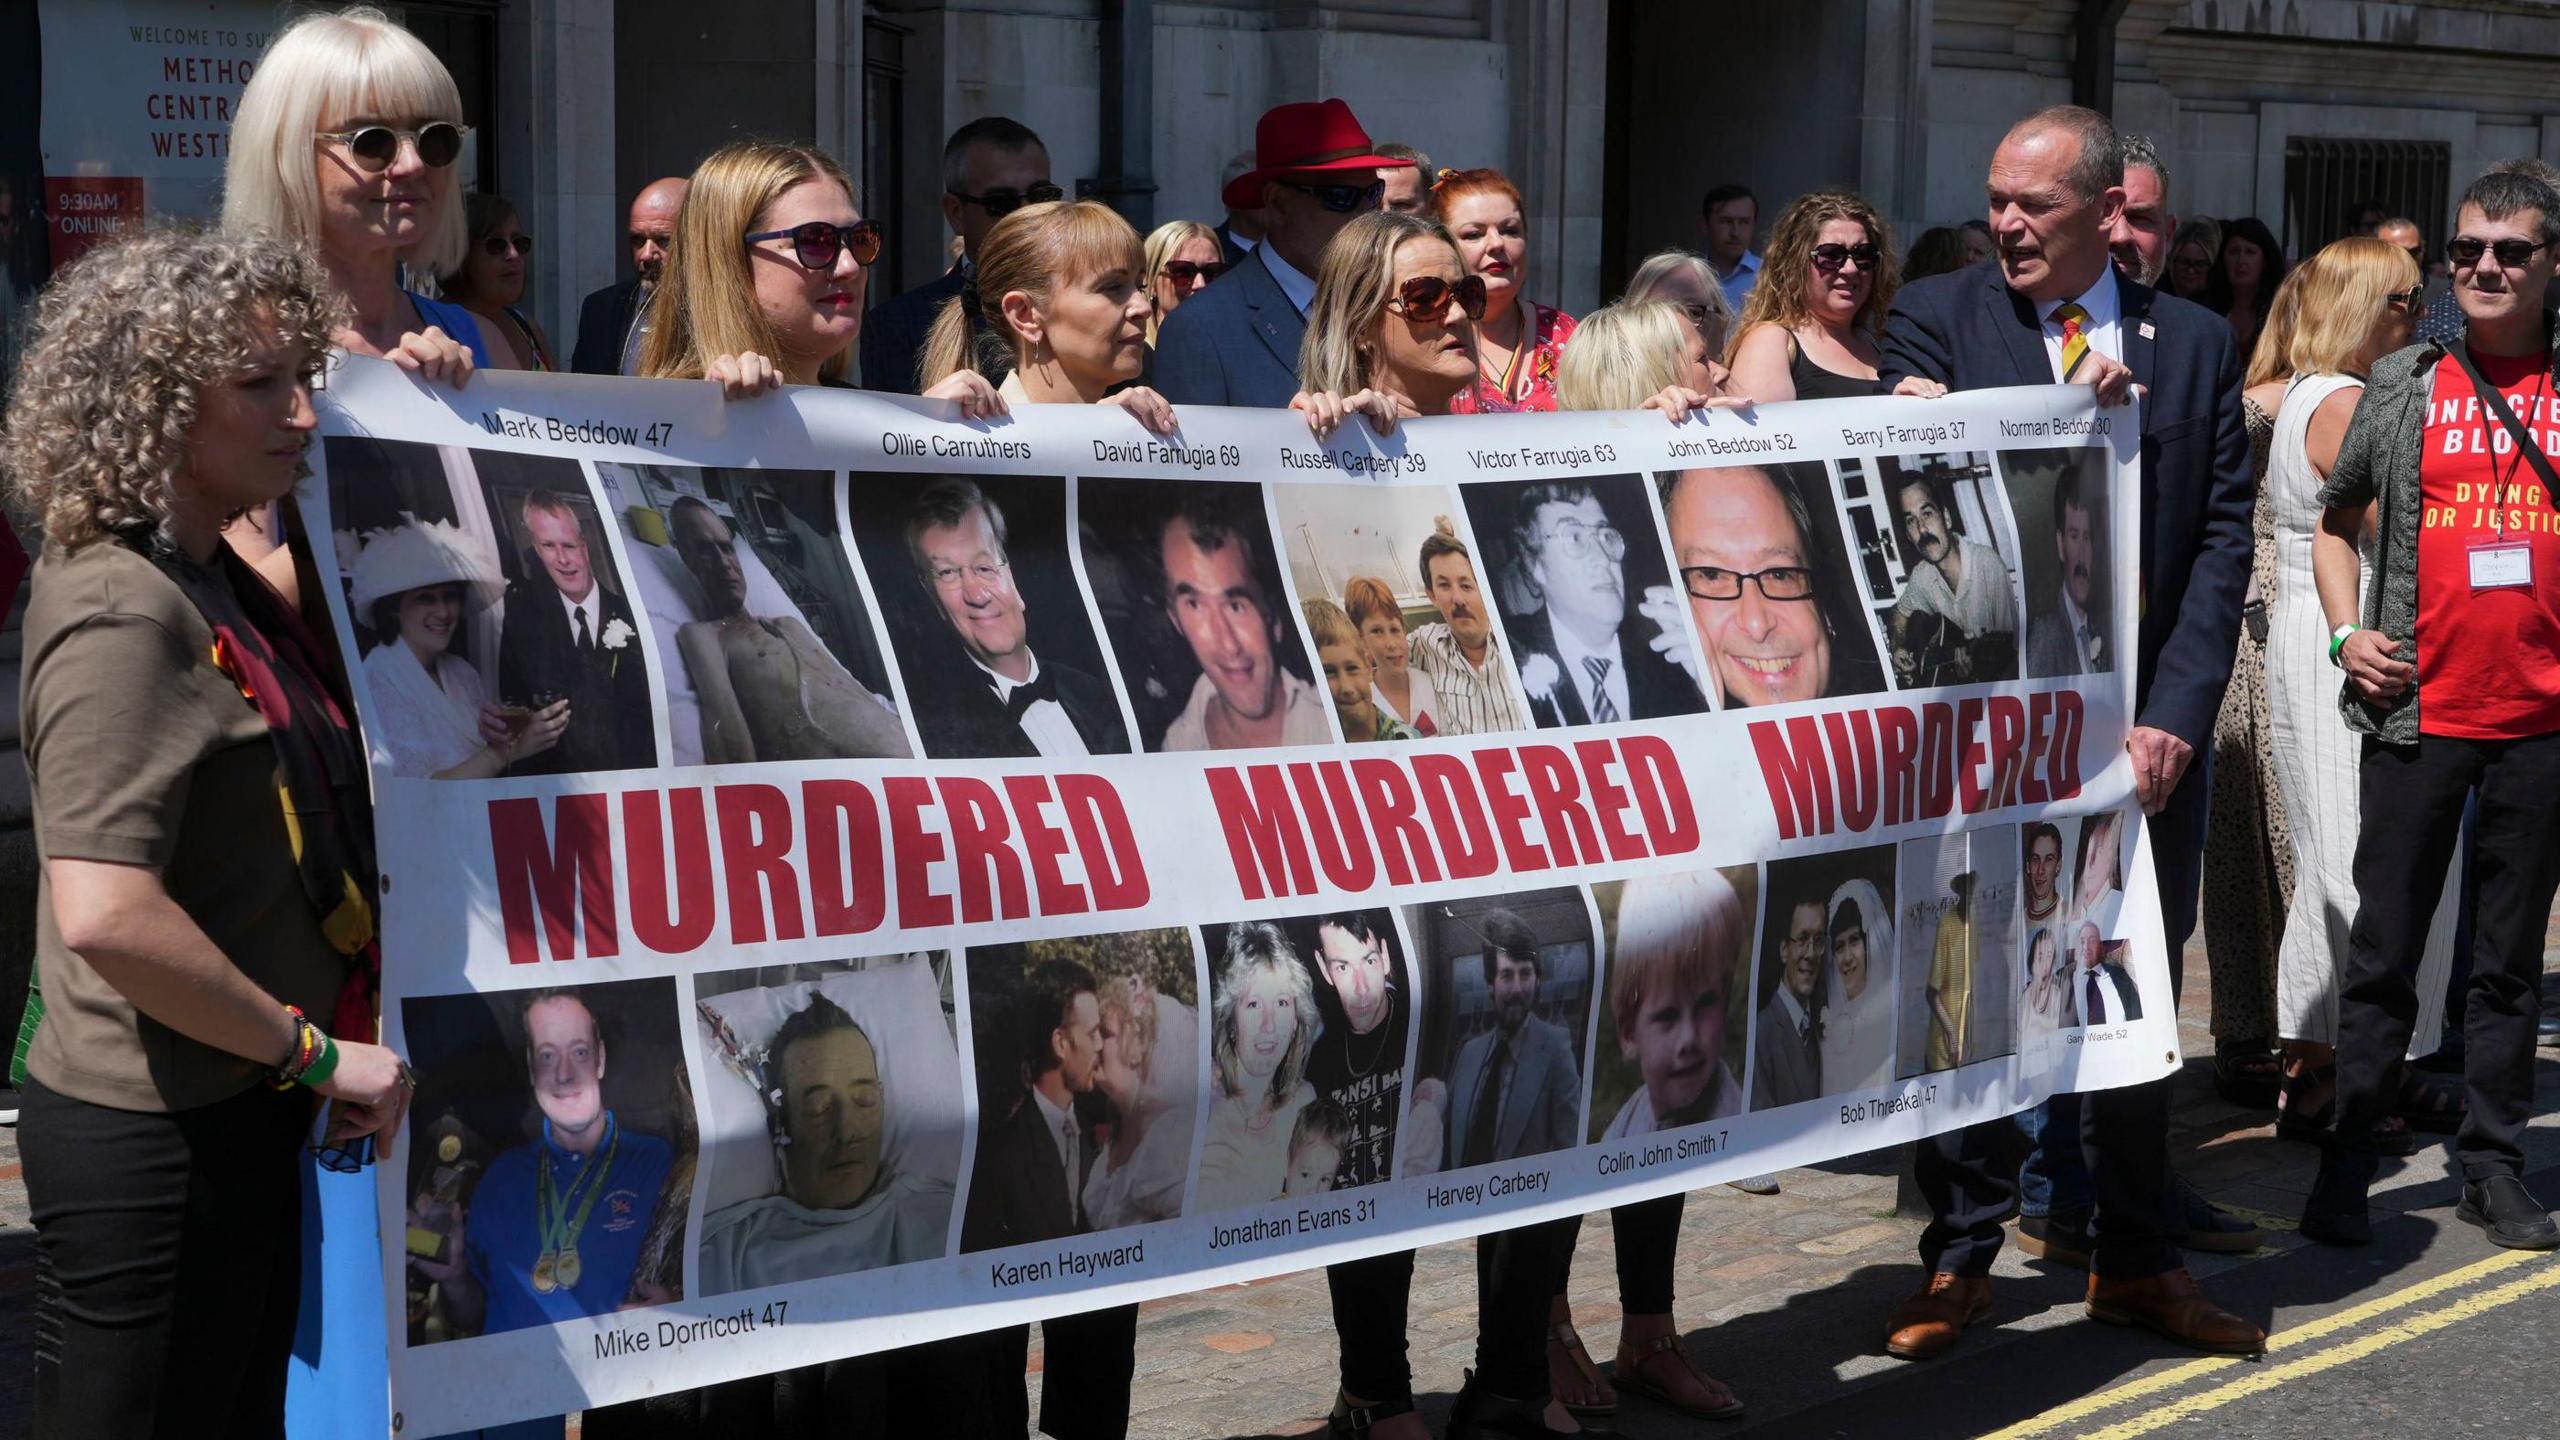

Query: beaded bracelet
[270,1005,335,1090]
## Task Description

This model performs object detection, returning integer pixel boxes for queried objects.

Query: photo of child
[1303,597,1412,742]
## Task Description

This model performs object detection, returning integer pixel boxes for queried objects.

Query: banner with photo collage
[307,358,2173,1433]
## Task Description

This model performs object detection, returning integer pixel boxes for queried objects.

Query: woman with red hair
[1432,168,1576,413]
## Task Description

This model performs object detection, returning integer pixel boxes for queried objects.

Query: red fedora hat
[1222,99,1411,209]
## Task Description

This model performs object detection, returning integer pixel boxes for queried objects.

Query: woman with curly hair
[1725,190,1900,403]
[3,228,414,1440]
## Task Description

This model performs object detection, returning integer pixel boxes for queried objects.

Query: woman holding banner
[5,229,416,1440]
[1503,299,1749,1425]
[1724,191,1899,404]
[220,6,482,605]
[920,197,1179,436]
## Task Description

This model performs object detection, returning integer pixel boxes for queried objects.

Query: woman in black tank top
[1725,190,1900,403]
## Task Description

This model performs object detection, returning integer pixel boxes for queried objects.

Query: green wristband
[299,1032,342,1090]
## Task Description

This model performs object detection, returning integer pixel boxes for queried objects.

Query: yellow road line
[2074,1261,2560,1439]
[1973,1248,2546,1440]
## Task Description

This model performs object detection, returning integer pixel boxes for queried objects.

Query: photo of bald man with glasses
[1461,477,1709,729]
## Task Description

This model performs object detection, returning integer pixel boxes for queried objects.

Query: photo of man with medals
[412,988,678,1336]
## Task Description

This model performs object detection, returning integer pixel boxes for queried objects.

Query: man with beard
[1446,909,1582,1166]
[415,990,675,1336]
[1499,481,1705,728]
[2025,465,2110,677]
[1149,486,1331,751]
[1887,471,2019,685]
[571,177,686,376]
[2108,136,2176,287]
[1602,871,1746,1137]
[668,497,912,762]
[897,478,1129,759]
[1753,898,1827,1110]
[1407,526,1526,734]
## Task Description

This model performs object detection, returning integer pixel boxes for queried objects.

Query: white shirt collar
[972,650,1042,699]
[559,585,601,633]
[1543,609,1624,712]
[2034,265,2119,326]
[1774,985,1810,1033]
[1029,1084,1075,1151]
[1259,244,1317,317]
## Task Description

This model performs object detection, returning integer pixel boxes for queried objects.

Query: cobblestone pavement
[5,920,2557,1440]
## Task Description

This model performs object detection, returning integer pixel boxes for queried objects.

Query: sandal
[2212,1046,2282,1109]
[1546,1321,1617,1417]
[2391,1065,2467,1135]
[1328,1389,1419,1437]
[1612,1333,1746,1421]
[2277,1061,2419,1156]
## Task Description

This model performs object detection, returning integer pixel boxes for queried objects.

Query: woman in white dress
[2260,236,2458,1148]
[1081,976,1201,1229]
[1818,877,1897,1093]
[1194,922,1319,1212]
[351,517,565,779]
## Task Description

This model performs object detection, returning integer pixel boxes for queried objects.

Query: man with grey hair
[2304,165,2560,1252]
[861,116,1054,393]
[2108,135,2177,287]
[1879,102,2264,1362]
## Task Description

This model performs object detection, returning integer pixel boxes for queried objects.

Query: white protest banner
[302,358,2171,1433]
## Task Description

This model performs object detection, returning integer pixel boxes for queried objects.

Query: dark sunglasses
[1389,273,1488,325]
[481,232,533,260]
[2447,236,2552,269]
[316,122,469,172]
[1161,259,1229,285]
[744,219,884,272]
[628,230,673,251]
[2384,285,2426,314]
[948,182,1064,218]
[1810,242,1883,274]
[1282,178,1386,214]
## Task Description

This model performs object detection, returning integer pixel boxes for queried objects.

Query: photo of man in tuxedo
[494,488,656,774]
[1467,477,1707,730]
[885,476,1131,760]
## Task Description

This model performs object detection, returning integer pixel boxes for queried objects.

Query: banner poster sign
[305,358,2172,1433]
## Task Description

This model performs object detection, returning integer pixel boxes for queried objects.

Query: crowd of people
[3,5,2558,1440]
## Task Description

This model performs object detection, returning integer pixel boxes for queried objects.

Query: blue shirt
[1718,252,1762,314]
[466,1113,675,1335]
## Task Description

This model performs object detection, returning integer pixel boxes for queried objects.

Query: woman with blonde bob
[4,229,414,1439]
[1142,218,1224,343]
[641,139,999,417]
[1726,190,1900,403]
[2258,237,2459,1141]
[220,5,481,610]
[919,198,1176,432]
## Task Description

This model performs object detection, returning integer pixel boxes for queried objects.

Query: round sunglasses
[745,219,884,272]
[315,122,469,173]
[1388,273,1488,324]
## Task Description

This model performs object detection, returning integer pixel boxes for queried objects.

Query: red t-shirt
[2415,348,2560,739]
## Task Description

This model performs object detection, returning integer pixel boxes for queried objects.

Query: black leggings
[1553,1196,1683,1314]
[1475,1218,1581,1401]
[20,1076,311,1440]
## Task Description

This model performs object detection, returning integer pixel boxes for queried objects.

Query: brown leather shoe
[1884,1273,1993,1360]
[2085,1268,2267,1355]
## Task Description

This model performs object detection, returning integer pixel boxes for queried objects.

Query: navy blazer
[569,278,643,376]
[861,268,965,395]
[1880,260,2251,750]
[1151,246,1305,410]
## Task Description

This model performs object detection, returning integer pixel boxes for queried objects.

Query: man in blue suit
[1876,105,2265,1363]
[1153,100,1412,410]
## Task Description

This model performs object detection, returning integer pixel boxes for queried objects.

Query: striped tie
[1585,655,1619,724]
[2053,302,2091,381]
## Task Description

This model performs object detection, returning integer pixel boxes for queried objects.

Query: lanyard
[2449,334,2559,540]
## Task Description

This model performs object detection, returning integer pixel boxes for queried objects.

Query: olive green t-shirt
[21,539,347,1111]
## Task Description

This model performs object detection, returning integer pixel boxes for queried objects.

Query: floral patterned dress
[1449,301,1576,414]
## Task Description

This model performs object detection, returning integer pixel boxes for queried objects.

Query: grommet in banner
[2166,1052,2177,1064]
[381,874,393,895]
[392,1415,404,1433]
